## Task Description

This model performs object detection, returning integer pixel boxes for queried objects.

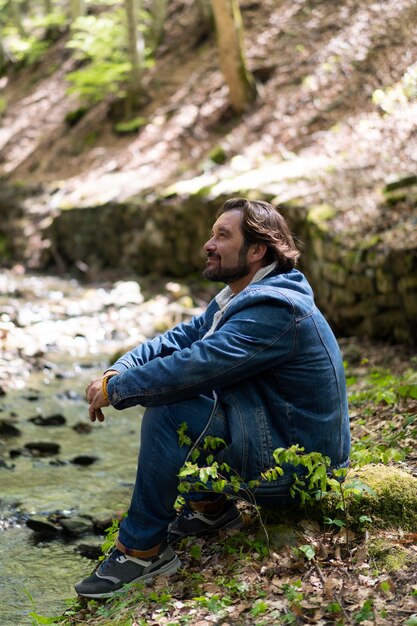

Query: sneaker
[168,500,243,544]
[74,545,181,599]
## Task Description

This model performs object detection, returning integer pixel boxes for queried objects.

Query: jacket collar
[215,262,277,310]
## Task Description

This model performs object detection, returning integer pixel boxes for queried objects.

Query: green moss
[332,465,417,531]
[267,523,301,549]
[307,203,336,224]
[384,175,417,192]
[113,116,147,135]
[0,234,10,259]
[368,539,411,573]
[65,106,89,126]
[207,145,227,165]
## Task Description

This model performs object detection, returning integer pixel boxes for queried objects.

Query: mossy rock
[322,464,417,531]
[207,145,227,165]
[368,538,412,573]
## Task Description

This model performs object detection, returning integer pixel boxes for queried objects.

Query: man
[75,197,350,599]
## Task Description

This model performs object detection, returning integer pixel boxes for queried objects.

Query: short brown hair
[217,198,300,272]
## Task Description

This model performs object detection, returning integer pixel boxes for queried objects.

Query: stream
[0,269,202,625]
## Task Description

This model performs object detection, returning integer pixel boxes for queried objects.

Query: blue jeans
[118,395,297,551]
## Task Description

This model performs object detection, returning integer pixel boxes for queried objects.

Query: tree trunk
[8,0,27,38]
[211,0,256,114]
[0,31,8,73]
[124,0,145,112]
[70,0,85,21]
[148,0,168,50]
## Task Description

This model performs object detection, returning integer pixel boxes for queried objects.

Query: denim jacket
[107,269,350,480]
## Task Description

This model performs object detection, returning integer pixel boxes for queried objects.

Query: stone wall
[283,202,417,345]
[14,188,417,346]
[43,194,223,277]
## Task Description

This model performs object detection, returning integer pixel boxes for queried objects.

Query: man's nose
[204,237,216,252]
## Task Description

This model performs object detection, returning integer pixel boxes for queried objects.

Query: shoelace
[100,549,126,571]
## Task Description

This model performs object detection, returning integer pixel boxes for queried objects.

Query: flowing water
[0,270,199,625]
[1,364,141,626]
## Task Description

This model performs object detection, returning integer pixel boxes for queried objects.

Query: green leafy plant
[3,11,66,66]
[114,116,147,134]
[66,12,131,104]
[354,598,374,623]
[101,517,121,557]
[65,10,153,104]
[296,543,316,561]
[348,368,417,406]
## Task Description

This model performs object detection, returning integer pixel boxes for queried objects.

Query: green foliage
[67,13,127,63]
[22,590,61,625]
[0,234,11,258]
[354,598,374,623]
[5,30,50,65]
[368,538,410,573]
[65,11,153,104]
[65,12,130,103]
[3,12,66,66]
[250,598,268,617]
[282,580,303,609]
[189,544,202,560]
[114,116,147,134]
[66,61,131,104]
[218,531,269,559]
[207,145,227,165]
[296,543,316,561]
[350,436,406,467]
[101,517,121,556]
[177,422,192,447]
[64,106,89,127]
[348,367,417,406]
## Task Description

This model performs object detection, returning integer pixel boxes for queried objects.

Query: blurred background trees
[0,0,256,114]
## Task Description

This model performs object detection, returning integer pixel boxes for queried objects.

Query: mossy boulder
[323,464,417,531]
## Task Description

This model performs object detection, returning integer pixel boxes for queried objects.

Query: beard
[202,242,250,284]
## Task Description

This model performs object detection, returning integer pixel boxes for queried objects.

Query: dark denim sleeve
[107,299,295,409]
[108,312,207,373]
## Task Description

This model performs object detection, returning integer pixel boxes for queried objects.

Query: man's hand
[85,371,118,422]
[88,386,110,422]
[85,378,102,404]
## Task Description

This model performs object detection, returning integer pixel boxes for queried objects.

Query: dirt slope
[0,0,416,242]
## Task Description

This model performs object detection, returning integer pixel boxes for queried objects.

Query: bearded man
[75,197,350,598]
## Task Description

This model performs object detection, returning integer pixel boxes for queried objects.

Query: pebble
[28,413,67,426]
[59,516,94,536]
[0,419,22,437]
[26,515,60,535]
[70,455,99,466]
[24,441,61,456]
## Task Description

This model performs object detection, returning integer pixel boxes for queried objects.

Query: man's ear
[249,243,268,263]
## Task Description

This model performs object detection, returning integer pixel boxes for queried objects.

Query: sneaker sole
[76,555,182,599]
[168,514,243,544]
